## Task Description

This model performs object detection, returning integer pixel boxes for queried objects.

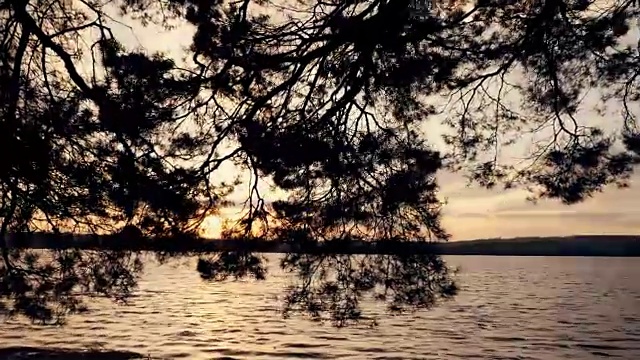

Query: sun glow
[201,216,224,239]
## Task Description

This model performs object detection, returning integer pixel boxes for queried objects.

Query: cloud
[438,170,640,240]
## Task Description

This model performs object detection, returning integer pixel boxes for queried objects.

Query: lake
[1,256,639,359]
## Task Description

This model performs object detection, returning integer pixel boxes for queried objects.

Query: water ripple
[2,256,640,359]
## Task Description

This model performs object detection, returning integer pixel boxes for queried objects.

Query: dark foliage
[279,253,457,327]
[0,0,224,323]
[1,0,639,326]
[0,346,144,359]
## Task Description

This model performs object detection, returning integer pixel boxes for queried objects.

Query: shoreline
[2,233,639,257]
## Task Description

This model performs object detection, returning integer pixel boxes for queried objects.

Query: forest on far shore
[5,233,639,257]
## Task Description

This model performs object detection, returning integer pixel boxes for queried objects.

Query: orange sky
[198,170,640,240]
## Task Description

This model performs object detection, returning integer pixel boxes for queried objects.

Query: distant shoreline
[2,233,639,257]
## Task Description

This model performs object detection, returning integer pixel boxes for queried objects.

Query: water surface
[2,256,639,359]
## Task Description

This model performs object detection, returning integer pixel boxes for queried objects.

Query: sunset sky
[100,3,640,241]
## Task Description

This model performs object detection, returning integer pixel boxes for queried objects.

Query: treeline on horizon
[6,232,640,256]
